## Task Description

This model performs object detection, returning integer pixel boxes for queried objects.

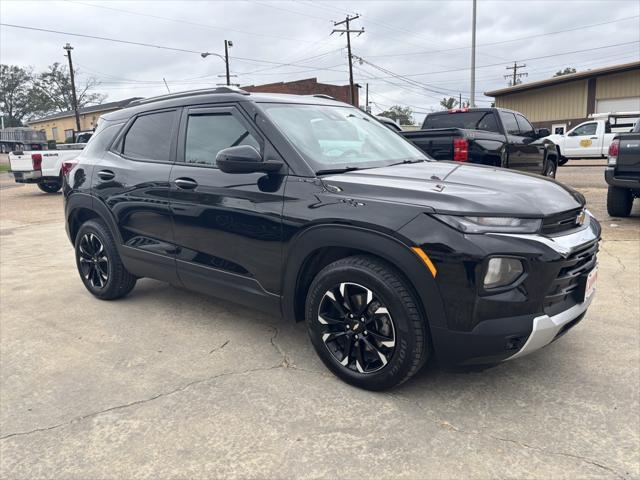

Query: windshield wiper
[387,159,425,166]
[316,166,363,175]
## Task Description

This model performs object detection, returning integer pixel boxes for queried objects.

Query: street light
[201,40,233,86]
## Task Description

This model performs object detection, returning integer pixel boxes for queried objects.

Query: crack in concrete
[269,326,291,367]
[599,241,636,306]
[209,340,229,354]
[0,364,282,442]
[387,393,628,479]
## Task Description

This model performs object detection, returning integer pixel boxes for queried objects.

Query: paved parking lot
[1,161,638,479]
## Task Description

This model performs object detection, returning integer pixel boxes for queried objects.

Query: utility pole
[365,83,370,113]
[505,62,528,86]
[470,0,477,108]
[331,14,364,106]
[459,92,462,108]
[63,43,81,133]
[224,40,232,86]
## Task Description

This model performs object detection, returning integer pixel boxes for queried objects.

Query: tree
[554,67,577,77]
[440,97,458,110]
[31,63,106,115]
[0,65,38,127]
[378,105,414,125]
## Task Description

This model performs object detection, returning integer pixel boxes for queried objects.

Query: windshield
[260,103,428,172]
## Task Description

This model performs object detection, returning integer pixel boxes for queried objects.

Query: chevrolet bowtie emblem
[576,210,586,226]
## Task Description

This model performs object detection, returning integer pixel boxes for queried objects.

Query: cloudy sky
[1,0,639,123]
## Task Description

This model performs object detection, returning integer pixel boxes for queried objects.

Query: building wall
[595,70,640,100]
[243,78,357,106]
[29,108,119,142]
[495,80,588,123]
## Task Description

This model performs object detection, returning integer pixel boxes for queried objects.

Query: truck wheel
[544,159,557,178]
[607,186,633,217]
[305,255,429,390]
[37,181,62,193]
[75,219,137,300]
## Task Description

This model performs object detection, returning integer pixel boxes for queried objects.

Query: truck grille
[542,208,583,235]
[544,239,598,315]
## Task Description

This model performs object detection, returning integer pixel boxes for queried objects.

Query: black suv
[63,88,601,390]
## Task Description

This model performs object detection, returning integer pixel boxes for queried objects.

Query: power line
[359,41,640,80]
[64,0,318,44]
[365,15,640,59]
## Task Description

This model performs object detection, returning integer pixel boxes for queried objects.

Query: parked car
[9,146,85,193]
[63,88,600,390]
[545,112,639,165]
[401,108,558,177]
[606,120,640,216]
[376,115,403,132]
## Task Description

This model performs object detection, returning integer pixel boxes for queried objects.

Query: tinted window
[515,114,534,136]
[423,112,499,133]
[122,111,175,161]
[572,123,597,136]
[499,112,520,135]
[184,113,260,167]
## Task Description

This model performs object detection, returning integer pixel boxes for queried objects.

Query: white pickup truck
[8,145,85,193]
[546,112,639,165]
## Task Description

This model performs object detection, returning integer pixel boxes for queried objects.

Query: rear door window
[121,110,177,161]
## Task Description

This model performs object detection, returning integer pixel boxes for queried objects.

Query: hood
[321,161,584,217]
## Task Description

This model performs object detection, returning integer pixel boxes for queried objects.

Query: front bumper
[10,170,42,183]
[399,212,601,366]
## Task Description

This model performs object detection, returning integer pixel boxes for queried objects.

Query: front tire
[544,158,557,178]
[75,219,137,300]
[38,181,62,193]
[607,186,633,217]
[305,255,429,390]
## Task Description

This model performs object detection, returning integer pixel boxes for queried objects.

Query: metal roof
[27,97,143,123]
[485,61,640,97]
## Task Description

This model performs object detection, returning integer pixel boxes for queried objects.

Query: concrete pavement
[0,163,638,479]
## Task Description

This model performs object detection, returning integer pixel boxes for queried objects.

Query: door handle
[589,137,598,140]
[97,170,115,181]
[174,178,198,190]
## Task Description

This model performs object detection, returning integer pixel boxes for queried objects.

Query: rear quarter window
[121,110,177,162]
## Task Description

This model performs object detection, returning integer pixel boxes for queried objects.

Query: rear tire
[38,181,61,193]
[544,158,557,178]
[75,219,137,300]
[305,255,429,390]
[607,186,633,217]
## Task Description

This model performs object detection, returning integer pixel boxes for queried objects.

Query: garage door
[596,97,640,113]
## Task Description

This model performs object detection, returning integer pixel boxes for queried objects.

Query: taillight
[608,138,619,166]
[453,138,469,161]
[61,160,78,176]
[31,153,42,170]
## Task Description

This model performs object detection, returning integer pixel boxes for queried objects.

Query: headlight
[484,257,524,289]
[433,214,542,233]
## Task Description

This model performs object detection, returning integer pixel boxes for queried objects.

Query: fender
[65,192,124,249]
[281,224,448,332]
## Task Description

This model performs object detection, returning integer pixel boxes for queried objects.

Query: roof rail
[129,86,250,106]
[312,94,335,100]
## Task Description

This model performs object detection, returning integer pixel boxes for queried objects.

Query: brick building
[243,77,358,106]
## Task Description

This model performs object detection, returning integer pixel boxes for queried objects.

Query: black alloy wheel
[78,233,109,289]
[317,282,396,374]
[306,255,429,390]
[74,219,137,300]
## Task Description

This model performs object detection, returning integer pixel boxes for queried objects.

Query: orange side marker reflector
[411,247,437,278]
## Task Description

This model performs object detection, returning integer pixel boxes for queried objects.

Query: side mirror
[216,145,283,174]
[567,130,576,137]
[537,128,550,138]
